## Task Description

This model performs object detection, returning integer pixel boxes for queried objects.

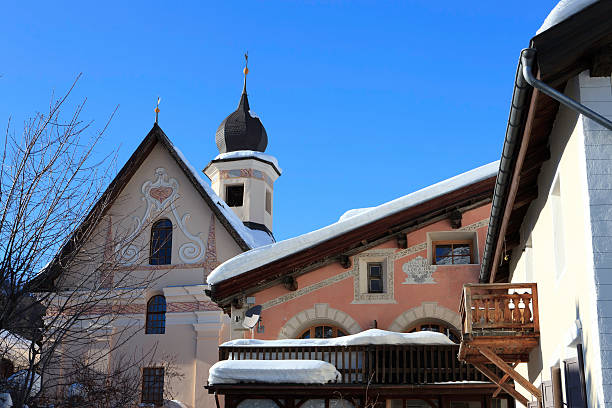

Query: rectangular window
[265,190,272,214]
[367,263,384,293]
[432,240,473,265]
[142,367,164,405]
[226,184,244,207]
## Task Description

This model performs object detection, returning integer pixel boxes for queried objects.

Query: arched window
[150,219,172,265]
[145,295,166,334]
[300,325,347,339]
[406,321,460,343]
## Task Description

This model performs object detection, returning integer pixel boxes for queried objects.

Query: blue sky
[0,1,560,241]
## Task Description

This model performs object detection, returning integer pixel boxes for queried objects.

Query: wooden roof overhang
[34,124,251,291]
[209,175,496,310]
[481,1,612,283]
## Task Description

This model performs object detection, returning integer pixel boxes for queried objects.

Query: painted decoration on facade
[115,167,206,265]
[401,256,437,284]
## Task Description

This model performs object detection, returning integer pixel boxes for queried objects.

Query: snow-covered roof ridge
[536,0,598,35]
[220,329,454,347]
[207,161,499,285]
[208,360,341,385]
[338,207,374,222]
[213,150,282,174]
[170,144,274,249]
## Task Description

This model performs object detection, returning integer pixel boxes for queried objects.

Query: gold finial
[154,96,161,124]
[243,52,249,75]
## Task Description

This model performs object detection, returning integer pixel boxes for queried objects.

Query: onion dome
[215,62,268,153]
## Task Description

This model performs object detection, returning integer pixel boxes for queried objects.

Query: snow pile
[208,360,340,384]
[221,329,454,347]
[537,0,598,34]
[208,161,499,285]
[213,150,282,174]
[171,144,275,249]
[338,207,373,222]
[164,400,189,408]
[7,371,41,396]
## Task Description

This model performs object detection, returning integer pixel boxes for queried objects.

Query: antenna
[242,305,262,329]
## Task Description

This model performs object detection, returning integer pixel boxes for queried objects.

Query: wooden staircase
[458,283,541,407]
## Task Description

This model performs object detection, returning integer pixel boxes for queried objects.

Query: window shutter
[542,380,555,408]
[564,356,587,408]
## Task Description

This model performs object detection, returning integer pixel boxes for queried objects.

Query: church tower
[204,58,281,237]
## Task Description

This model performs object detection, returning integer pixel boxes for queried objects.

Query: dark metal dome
[215,77,268,153]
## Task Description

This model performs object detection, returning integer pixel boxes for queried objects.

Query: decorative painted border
[220,169,273,187]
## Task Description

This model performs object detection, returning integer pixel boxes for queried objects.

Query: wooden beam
[475,346,542,400]
[472,363,529,407]
[493,363,519,398]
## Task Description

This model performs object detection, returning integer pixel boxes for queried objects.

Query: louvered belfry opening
[458,283,542,406]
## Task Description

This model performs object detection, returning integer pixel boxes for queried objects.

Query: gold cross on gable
[154,96,161,124]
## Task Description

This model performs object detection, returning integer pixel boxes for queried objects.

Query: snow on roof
[171,144,274,249]
[207,161,499,285]
[213,150,282,174]
[221,329,454,347]
[208,360,341,385]
[338,207,374,222]
[536,0,598,34]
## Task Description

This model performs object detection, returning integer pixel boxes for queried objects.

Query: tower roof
[215,60,268,153]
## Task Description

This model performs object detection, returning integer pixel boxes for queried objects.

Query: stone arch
[278,303,362,339]
[387,301,461,332]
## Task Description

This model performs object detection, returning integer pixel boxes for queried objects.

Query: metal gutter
[479,50,532,282]
[521,48,612,131]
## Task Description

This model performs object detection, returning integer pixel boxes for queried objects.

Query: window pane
[301,331,311,339]
[150,219,172,265]
[337,330,346,337]
[226,185,244,207]
[324,326,334,338]
[368,264,382,277]
[369,278,383,293]
[435,256,453,265]
[435,245,452,258]
[454,255,471,264]
[314,326,323,338]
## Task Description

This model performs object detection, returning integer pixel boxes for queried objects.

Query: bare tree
[0,76,173,407]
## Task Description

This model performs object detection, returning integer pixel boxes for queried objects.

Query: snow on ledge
[208,360,341,384]
[221,329,454,347]
[537,0,598,35]
[207,161,499,285]
[213,150,282,174]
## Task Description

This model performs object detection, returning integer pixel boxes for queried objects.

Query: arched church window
[150,219,172,265]
[145,295,166,334]
[406,321,460,343]
[300,325,347,339]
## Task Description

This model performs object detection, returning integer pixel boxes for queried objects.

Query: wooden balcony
[458,283,541,405]
[218,343,497,386]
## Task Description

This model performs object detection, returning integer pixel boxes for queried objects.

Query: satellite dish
[242,305,262,329]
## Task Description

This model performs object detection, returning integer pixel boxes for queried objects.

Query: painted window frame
[431,239,474,265]
[299,325,347,339]
[145,295,167,334]
[352,249,396,304]
[141,366,164,405]
[149,219,173,265]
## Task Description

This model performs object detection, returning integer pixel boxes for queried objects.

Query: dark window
[367,263,384,293]
[145,295,166,334]
[433,240,473,265]
[150,219,172,265]
[265,190,272,214]
[141,367,164,405]
[564,345,587,408]
[226,185,244,207]
[406,321,460,343]
[300,325,346,339]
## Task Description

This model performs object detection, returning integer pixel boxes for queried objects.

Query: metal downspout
[479,53,531,282]
[521,48,612,131]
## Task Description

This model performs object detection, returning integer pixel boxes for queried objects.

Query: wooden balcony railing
[219,344,498,385]
[460,283,539,338]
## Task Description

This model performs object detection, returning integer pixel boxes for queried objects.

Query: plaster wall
[54,142,244,408]
[508,72,609,407]
[237,205,491,341]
